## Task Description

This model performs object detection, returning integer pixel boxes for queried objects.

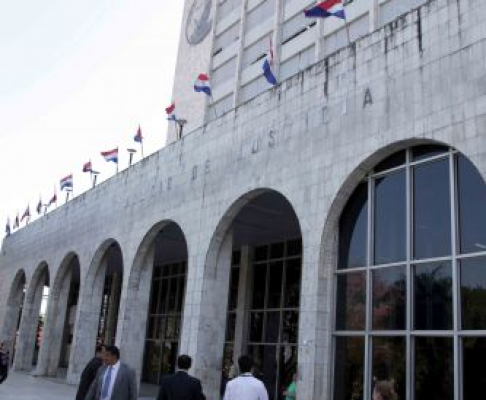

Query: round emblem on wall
[185,0,213,45]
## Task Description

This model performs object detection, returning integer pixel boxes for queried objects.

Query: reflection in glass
[284,258,301,308]
[415,337,453,400]
[250,312,264,342]
[414,262,452,330]
[413,159,451,259]
[336,272,366,330]
[372,266,406,330]
[265,312,281,344]
[281,311,299,344]
[252,264,267,309]
[463,337,486,400]
[457,154,486,254]
[372,337,405,400]
[333,337,364,400]
[268,262,283,308]
[374,171,406,264]
[339,183,368,270]
[460,257,486,329]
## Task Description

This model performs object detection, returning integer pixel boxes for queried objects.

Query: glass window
[336,272,366,330]
[414,261,452,330]
[268,261,283,308]
[284,258,301,308]
[339,183,368,270]
[412,144,448,161]
[415,337,453,400]
[463,337,486,400]
[374,150,406,173]
[333,337,364,400]
[372,266,406,330]
[372,337,406,400]
[413,159,451,259]
[460,257,486,330]
[374,171,406,264]
[252,264,267,309]
[457,154,486,254]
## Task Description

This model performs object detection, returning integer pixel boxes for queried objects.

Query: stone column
[14,279,45,371]
[232,245,252,362]
[181,232,233,400]
[67,261,107,383]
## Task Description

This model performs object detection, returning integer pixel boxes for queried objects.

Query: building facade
[1,1,486,400]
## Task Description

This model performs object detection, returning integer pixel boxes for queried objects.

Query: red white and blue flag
[134,125,143,143]
[60,174,73,191]
[304,0,346,19]
[194,73,212,96]
[165,102,177,121]
[13,214,19,229]
[101,148,118,163]
[36,198,43,215]
[262,39,277,86]
[83,161,93,173]
[47,192,57,207]
[21,205,30,222]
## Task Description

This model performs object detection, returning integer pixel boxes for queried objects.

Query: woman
[283,373,297,400]
[373,380,398,400]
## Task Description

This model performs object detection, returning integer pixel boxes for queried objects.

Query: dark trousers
[0,365,8,384]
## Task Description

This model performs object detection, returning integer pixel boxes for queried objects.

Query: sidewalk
[0,370,157,400]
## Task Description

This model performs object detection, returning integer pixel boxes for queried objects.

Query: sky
[0,0,184,238]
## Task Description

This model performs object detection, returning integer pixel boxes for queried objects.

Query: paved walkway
[0,370,158,399]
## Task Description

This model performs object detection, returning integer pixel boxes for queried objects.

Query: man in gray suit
[85,345,137,400]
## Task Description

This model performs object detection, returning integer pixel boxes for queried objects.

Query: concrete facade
[2,0,486,399]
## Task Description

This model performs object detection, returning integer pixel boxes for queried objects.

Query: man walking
[156,354,206,400]
[223,355,269,400]
[0,342,9,384]
[75,345,105,400]
[85,345,137,400]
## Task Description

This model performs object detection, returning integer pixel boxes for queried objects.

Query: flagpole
[140,141,144,158]
[116,148,119,173]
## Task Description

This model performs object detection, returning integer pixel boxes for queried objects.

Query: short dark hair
[104,345,120,360]
[95,345,105,354]
[177,354,192,370]
[238,355,253,373]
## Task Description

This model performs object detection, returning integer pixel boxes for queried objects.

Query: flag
[194,73,212,96]
[165,102,177,121]
[101,148,118,163]
[5,219,10,236]
[36,198,43,215]
[134,125,143,143]
[21,206,30,222]
[60,174,73,191]
[304,0,346,19]
[83,161,93,173]
[13,214,19,229]
[47,193,57,207]
[262,40,277,86]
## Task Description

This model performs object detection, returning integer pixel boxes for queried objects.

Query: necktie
[101,367,112,399]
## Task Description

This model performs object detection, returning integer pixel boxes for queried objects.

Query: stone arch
[35,252,81,378]
[120,220,189,384]
[14,261,50,371]
[1,269,27,361]
[316,139,472,400]
[68,239,123,381]
[194,188,303,400]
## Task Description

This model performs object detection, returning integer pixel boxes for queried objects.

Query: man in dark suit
[85,345,137,400]
[0,342,9,384]
[156,354,206,400]
[75,345,105,400]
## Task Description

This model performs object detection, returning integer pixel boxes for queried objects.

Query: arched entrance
[329,144,486,400]
[69,240,123,381]
[1,270,26,364]
[35,253,80,378]
[121,221,188,386]
[206,189,302,400]
[14,263,50,371]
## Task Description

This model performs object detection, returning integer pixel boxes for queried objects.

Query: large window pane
[252,264,267,309]
[339,183,368,270]
[413,159,451,259]
[372,337,406,400]
[268,262,283,308]
[460,257,486,329]
[463,337,486,400]
[372,266,406,330]
[336,272,366,331]
[333,337,364,400]
[457,154,486,254]
[414,261,452,330]
[374,171,406,264]
[415,337,453,400]
[249,345,278,400]
[283,258,301,308]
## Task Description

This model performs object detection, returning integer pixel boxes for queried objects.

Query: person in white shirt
[223,355,269,400]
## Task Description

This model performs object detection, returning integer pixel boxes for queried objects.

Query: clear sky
[0,0,184,237]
